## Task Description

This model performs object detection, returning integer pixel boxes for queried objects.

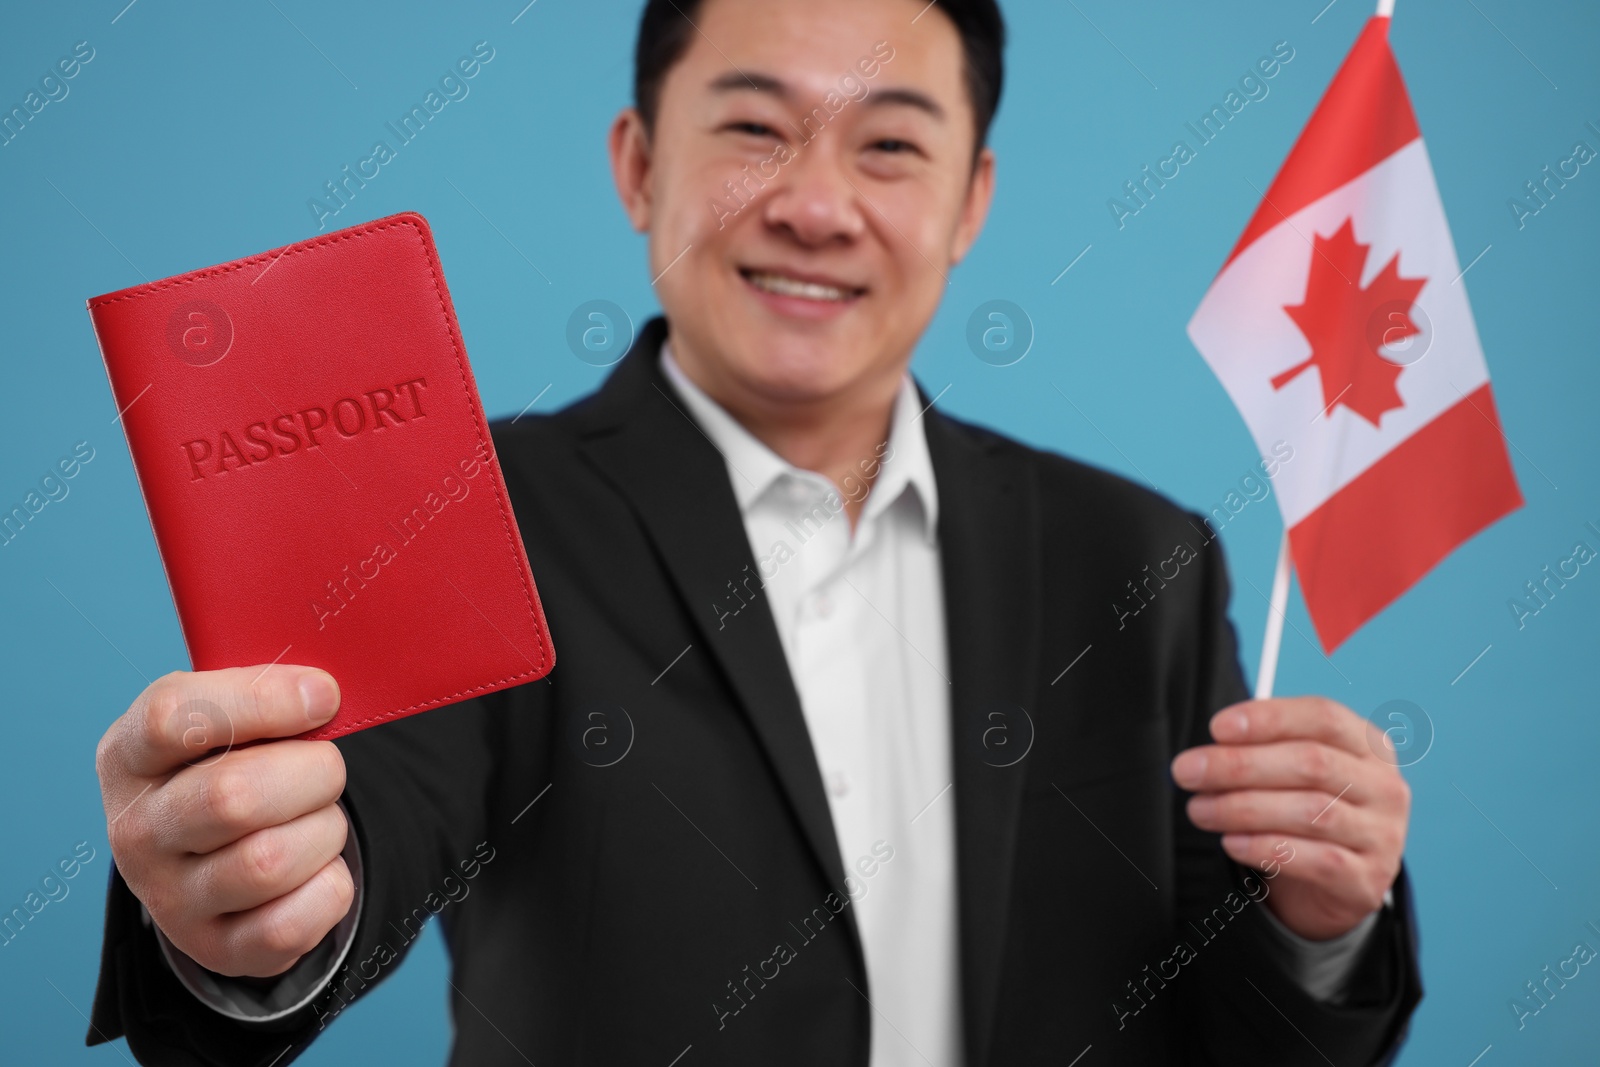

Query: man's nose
[758,136,868,248]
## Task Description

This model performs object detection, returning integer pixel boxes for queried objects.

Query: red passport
[88,211,555,741]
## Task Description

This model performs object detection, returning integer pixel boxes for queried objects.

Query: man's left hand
[1171,697,1410,941]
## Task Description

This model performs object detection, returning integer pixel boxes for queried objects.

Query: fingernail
[1216,710,1248,740]
[1188,796,1217,825]
[1172,751,1207,788]
[299,672,339,723]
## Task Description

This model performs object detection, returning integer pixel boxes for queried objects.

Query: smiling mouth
[740,268,865,303]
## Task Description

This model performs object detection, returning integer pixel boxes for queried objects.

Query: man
[89,0,1422,1063]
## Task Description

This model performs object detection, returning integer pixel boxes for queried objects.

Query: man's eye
[726,121,777,137]
[870,139,917,154]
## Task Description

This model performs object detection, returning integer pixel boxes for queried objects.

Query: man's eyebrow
[708,71,787,97]
[706,71,945,121]
[863,88,944,122]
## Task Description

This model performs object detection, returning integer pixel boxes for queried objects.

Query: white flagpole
[1255,533,1292,699]
[1256,0,1391,699]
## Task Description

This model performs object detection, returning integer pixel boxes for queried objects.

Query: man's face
[611,0,994,410]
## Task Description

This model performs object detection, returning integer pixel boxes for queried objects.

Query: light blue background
[2,0,1595,1062]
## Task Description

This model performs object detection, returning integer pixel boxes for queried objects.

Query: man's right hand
[95,666,355,978]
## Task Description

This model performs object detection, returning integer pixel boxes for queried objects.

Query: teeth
[746,271,853,302]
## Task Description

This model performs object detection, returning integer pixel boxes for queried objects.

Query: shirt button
[812,592,834,618]
[827,771,850,797]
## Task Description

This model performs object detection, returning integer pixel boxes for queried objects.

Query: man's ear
[609,108,653,233]
[949,146,996,266]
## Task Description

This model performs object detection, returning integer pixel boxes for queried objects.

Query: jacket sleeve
[86,684,515,1066]
[1172,520,1423,1066]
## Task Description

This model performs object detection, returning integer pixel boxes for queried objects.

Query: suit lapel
[572,322,1042,1065]
[923,399,1042,1067]
[572,319,864,958]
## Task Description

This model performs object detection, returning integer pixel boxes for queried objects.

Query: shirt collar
[658,339,939,544]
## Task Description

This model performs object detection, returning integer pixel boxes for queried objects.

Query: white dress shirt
[662,343,964,1067]
[164,340,1384,1057]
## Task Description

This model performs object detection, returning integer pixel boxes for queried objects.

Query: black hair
[633,0,1006,153]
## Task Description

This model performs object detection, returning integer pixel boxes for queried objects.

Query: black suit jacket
[90,317,1421,1065]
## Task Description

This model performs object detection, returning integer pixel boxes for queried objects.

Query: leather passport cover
[88,211,555,741]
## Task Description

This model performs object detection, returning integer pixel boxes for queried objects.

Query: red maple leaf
[1270,217,1428,427]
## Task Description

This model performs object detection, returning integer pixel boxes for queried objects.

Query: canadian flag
[1188,14,1523,653]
